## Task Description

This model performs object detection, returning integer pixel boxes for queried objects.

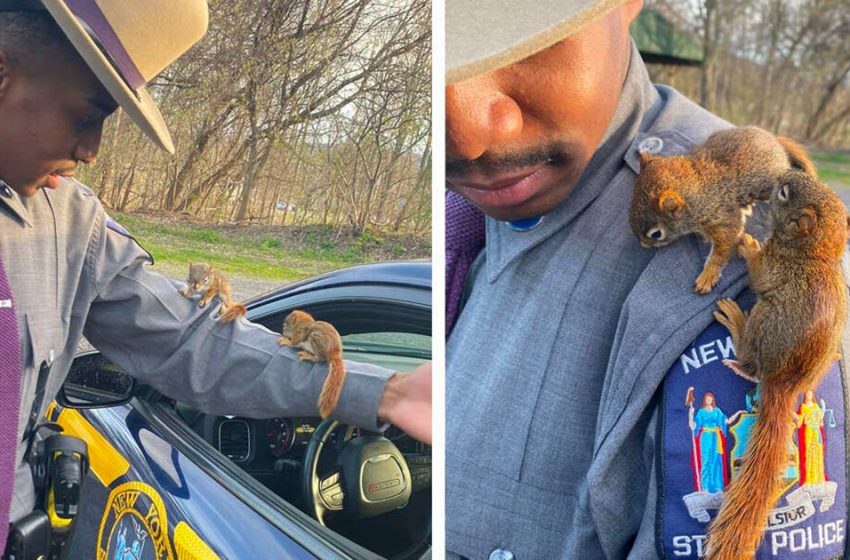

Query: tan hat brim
[447,0,627,84]
[40,0,175,153]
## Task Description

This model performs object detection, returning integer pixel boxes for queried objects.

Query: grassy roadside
[811,150,850,190]
[112,211,430,284]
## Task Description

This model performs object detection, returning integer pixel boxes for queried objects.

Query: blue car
[49,262,431,559]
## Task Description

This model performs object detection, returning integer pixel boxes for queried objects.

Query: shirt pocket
[19,312,63,436]
[656,318,848,560]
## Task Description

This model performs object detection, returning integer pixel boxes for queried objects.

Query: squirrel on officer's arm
[629,126,815,294]
[179,263,246,323]
[705,171,849,559]
[279,310,347,418]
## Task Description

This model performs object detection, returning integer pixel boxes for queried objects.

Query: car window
[342,332,430,371]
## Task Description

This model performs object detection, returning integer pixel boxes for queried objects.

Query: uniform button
[489,548,514,560]
[638,136,664,154]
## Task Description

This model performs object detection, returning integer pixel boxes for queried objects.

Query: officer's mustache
[446,143,571,179]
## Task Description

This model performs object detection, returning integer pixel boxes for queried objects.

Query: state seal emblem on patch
[97,481,174,560]
[659,312,847,559]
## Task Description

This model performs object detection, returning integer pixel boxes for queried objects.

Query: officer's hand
[378,362,432,444]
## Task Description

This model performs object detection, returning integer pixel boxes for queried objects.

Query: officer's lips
[448,165,552,209]
[46,171,75,190]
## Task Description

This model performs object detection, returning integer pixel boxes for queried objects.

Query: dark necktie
[445,191,485,334]
[0,248,22,552]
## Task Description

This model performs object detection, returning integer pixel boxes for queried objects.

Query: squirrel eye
[778,184,790,202]
[647,226,666,241]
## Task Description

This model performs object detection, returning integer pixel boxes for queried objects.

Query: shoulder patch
[105,213,154,264]
[657,294,847,559]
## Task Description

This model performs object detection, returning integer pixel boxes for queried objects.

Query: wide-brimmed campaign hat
[447,0,628,84]
[0,0,208,153]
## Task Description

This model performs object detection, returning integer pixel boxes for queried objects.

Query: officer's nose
[446,75,523,162]
[73,123,105,165]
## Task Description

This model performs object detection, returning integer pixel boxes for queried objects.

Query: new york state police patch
[658,302,848,559]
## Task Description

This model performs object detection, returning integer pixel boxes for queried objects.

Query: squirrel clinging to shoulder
[180,263,246,323]
[706,170,849,560]
[629,125,816,294]
[279,310,347,419]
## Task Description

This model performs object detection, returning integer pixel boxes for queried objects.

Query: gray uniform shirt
[0,179,393,523]
[446,44,850,559]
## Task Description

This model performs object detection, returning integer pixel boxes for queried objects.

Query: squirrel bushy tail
[706,379,800,560]
[219,302,247,323]
[318,352,346,418]
[777,136,816,176]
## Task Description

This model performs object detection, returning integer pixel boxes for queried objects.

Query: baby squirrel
[706,171,849,560]
[180,263,246,323]
[629,125,816,294]
[278,310,347,418]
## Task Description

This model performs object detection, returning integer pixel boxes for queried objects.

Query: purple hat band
[64,0,146,90]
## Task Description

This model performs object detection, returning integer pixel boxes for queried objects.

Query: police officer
[0,0,431,553]
[445,1,850,559]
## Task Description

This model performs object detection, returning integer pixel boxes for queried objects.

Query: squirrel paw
[714,298,745,329]
[738,233,761,259]
[694,267,721,295]
[298,350,320,362]
[278,336,292,346]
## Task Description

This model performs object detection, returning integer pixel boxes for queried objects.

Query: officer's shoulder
[625,86,732,175]
[54,179,142,244]
[41,177,105,233]
[54,178,103,211]
[653,85,732,149]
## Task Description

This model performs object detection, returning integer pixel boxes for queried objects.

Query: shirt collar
[486,40,665,282]
[0,181,33,228]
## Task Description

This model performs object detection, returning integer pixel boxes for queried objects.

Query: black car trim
[132,398,389,560]
[248,284,431,316]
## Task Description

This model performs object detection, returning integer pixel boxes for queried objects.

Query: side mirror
[58,353,135,409]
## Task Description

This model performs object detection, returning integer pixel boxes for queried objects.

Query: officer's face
[0,48,117,197]
[446,1,643,220]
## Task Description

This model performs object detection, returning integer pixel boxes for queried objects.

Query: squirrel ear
[657,189,685,217]
[788,207,817,237]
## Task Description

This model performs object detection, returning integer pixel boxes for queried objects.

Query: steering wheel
[302,418,413,526]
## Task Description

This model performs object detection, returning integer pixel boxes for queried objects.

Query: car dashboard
[175,408,429,507]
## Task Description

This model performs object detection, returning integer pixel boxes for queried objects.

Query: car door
[55,354,376,559]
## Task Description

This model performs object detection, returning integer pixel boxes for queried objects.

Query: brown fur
[629,126,817,294]
[279,310,347,418]
[180,263,246,323]
[777,136,817,176]
[706,171,848,559]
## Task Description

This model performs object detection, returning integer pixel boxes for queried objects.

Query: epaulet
[105,213,154,264]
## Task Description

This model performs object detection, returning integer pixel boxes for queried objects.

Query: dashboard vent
[218,419,251,462]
